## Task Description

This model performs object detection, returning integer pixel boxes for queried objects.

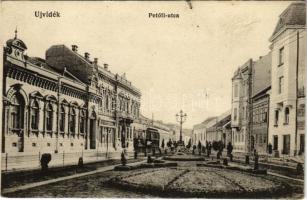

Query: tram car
[134,127,160,154]
[145,128,160,152]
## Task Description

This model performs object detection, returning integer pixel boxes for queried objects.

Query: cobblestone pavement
[3,160,304,198]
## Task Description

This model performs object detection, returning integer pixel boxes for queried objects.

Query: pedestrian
[227,142,233,156]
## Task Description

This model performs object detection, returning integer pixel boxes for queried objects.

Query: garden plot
[213,168,282,192]
[106,166,291,198]
[121,168,185,188]
[168,168,242,193]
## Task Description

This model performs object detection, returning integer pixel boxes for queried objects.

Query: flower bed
[168,168,242,195]
[213,168,283,192]
[106,166,291,198]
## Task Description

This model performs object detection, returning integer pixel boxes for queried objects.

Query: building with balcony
[2,31,141,156]
[231,60,253,152]
[268,2,306,156]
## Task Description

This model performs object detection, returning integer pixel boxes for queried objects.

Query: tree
[161,139,165,149]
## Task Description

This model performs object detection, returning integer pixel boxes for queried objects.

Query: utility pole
[176,110,187,146]
[294,30,300,156]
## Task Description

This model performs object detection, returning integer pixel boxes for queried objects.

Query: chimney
[104,63,108,70]
[84,52,90,60]
[72,45,78,52]
[94,58,98,65]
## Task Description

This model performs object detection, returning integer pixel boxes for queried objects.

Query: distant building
[206,111,231,146]
[165,123,192,145]
[251,53,271,154]
[192,117,217,145]
[268,2,306,156]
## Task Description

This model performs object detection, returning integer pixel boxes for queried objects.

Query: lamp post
[176,110,187,146]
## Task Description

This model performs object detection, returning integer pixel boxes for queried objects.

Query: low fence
[1,151,134,172]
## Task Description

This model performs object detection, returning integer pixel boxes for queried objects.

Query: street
[3,157,304,198]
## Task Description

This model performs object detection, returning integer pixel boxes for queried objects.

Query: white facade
[268,27,306,156]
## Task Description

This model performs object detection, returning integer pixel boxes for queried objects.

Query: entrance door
[283,135,290,154]
[90,119,96,149]
[273,135,278,150]
[300,134,305,154]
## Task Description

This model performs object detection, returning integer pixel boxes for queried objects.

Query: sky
[1,1,292,128]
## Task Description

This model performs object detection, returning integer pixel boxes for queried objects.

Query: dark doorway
[299,134,304,154]
[282,135,290,154]
[90,119,96,149]
[273,135,278,150]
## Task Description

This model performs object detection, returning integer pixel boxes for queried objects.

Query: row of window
[29,101,87,134]
[118,96,140,116]
[9,93,140,135]
[233,133,245,143]
[254,134,267,144]
[253,107,268,124]
[10,94,90,134]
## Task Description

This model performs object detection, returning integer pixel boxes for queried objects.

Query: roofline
[252,86,271,99]
[269,25,306,42]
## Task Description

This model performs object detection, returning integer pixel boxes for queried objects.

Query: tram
[134,127,160,154]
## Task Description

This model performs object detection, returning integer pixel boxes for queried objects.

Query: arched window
[126,101,129,113]
[285,107,290,124]
[80,110,86,134]
[46,103,53,131]
[69,108,76,133]
[10,94,25,129]
[59,106,65,132]
[31,100,39,130]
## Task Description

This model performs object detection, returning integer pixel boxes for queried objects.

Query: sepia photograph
[0,1,305,198]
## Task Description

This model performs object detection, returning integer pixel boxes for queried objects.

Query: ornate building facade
[2,32,141,156]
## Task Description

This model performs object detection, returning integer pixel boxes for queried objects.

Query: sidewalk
[2,151,129,172]
[2,159,146,195]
